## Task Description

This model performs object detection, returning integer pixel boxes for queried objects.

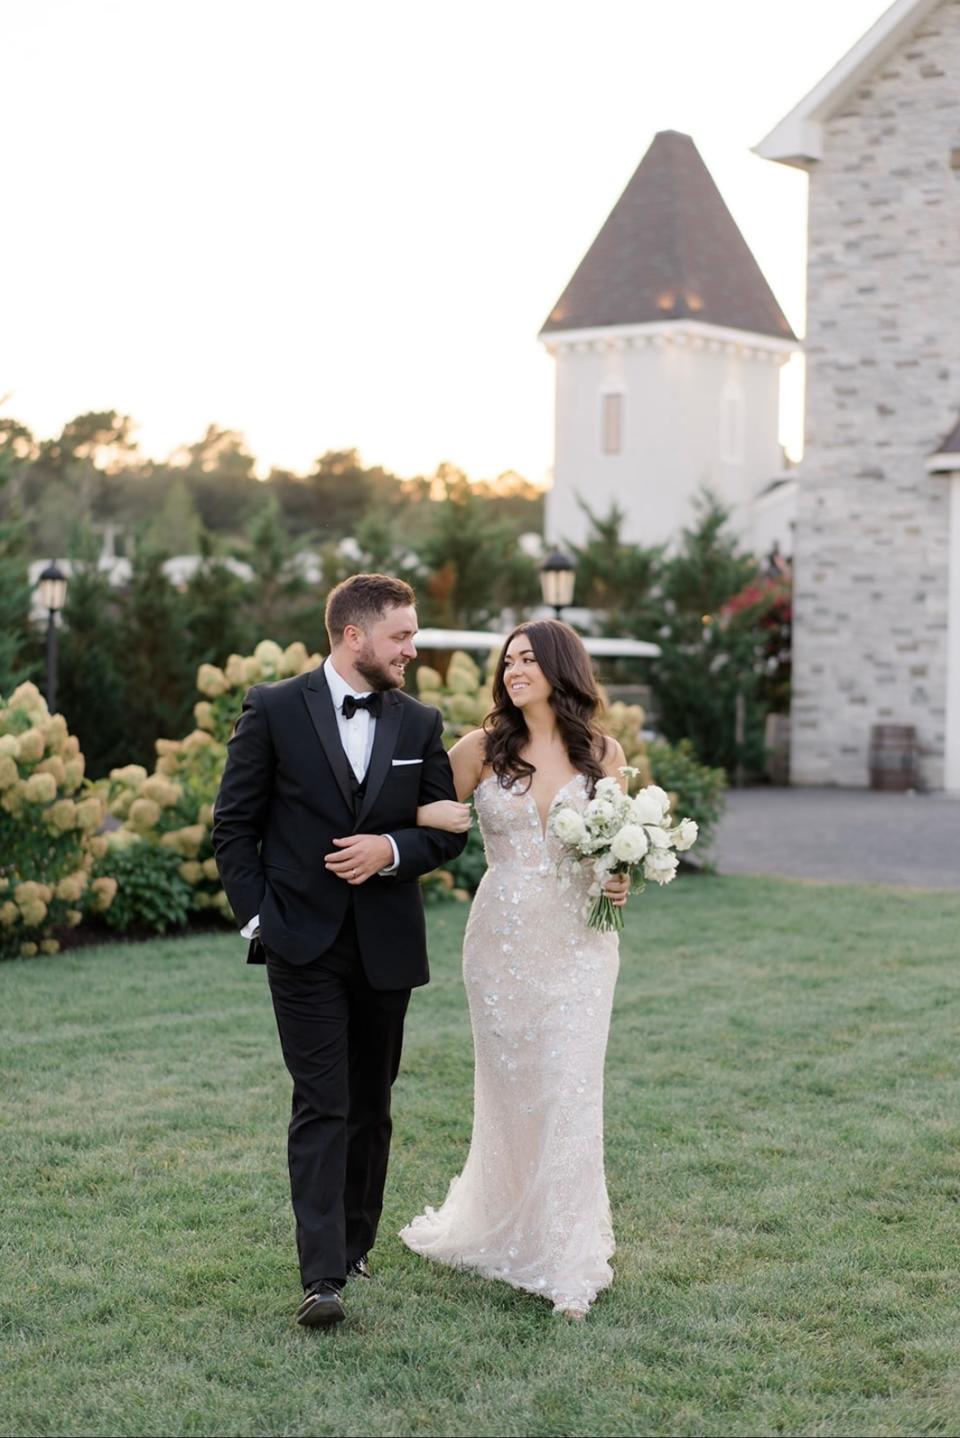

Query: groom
[213,573,467,1328]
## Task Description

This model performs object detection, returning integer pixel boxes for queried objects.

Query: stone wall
[792,0,960,788]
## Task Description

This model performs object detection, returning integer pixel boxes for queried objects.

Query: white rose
[553,807,588,847]
[645,825,673,850]
[643,849,678,885]
[610,823,649,864]
[631,790,664,824]
[674,818,699,852]
[645,785,671,817]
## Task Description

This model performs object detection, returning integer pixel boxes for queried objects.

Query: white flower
[593,854,616,880]
[645,824,673,850]
[643,849,679,885]
[553,807,588,847]
[610,823,649,864]
[594,776,622,800]
[631,790,664,824]
[645,785,671,817]
[673,818,699,852]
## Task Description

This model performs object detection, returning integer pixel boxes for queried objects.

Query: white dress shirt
[239,656,399,940]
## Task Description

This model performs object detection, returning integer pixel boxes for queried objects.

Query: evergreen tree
[568,500,663,639]
[416,470,538,629]
[57,529,128,778]
[243,494,309,645]
[651,491,766,778]
[0,447,36,697]
[182,536,256,670]
[148,475,203,554]
[119,545,194,764]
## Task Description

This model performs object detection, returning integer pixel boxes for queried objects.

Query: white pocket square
[391,758,423,766]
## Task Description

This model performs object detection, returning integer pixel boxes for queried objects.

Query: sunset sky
[3,0,893,483]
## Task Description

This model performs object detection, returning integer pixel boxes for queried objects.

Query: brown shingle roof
[541,130,796,341]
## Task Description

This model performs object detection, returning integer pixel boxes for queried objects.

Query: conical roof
[541,130,796,341]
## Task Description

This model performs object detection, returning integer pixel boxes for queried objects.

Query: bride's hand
[417,799,473,833]
[603,872,630,908]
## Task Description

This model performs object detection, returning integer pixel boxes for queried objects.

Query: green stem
[586,894,625,932]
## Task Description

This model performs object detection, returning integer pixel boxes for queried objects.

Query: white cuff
[240,913,261,939]
[378,835,400,875]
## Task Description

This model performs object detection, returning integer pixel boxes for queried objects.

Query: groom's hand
[325,834,395,885]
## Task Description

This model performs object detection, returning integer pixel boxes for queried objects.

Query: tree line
[0,409,790,783]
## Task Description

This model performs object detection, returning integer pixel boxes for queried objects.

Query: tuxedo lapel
[302,668,356,816]
[356,689,402,827]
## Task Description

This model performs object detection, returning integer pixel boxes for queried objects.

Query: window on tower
[720,383,745,464]
[601,392,624,455]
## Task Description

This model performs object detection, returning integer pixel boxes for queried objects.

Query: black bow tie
[341,692,382,720]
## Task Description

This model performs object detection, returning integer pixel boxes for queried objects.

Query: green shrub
[0,681,114,958]
[94,837,193,934]
[101,639,323,923]
[646,738,727,859]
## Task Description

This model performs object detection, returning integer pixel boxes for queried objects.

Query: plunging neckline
[477,771,584,841]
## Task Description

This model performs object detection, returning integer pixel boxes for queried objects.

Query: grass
[2,875,960,1437]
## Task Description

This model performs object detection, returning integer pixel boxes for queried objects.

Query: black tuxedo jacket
[211,666,467,989]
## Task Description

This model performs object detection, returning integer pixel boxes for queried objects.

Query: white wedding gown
[400,773,620,1316]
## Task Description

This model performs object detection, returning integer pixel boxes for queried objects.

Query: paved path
[712,787,960,890]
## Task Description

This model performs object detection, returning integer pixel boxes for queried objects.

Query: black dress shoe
[295,1281,345,1328]
[347,1255,372,1281]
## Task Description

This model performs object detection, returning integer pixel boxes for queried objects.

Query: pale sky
[3,0,894,483]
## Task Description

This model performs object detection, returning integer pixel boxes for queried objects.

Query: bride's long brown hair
[483,620,607,795]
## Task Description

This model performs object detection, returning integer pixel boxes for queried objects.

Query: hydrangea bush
[0,682,114,957]
[103,640,322,923]
[416,649,494,740]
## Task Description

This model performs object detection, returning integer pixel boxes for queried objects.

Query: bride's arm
[601,735,631,906]
[416,729,486,831]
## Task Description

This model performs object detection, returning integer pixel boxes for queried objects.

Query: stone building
[539,130,798,553]
[757,0,960,791]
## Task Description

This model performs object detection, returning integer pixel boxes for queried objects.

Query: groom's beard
[355,643,407,692]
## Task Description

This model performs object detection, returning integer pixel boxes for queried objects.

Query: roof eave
[927,454,960,474]
[539,318,798,356]
[753,0,940,167]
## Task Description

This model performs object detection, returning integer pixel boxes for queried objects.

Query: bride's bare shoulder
[600,733,627,775]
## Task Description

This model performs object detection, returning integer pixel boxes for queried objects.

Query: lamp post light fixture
[539,548,577,620]
[37,560,68,714]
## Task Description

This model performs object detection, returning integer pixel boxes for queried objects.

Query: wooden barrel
[868,724,917,791]
[764,713,791,786]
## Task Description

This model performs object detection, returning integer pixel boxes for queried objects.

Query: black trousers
[265,908,410,1287]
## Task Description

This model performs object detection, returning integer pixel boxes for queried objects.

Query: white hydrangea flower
[610,823,649,864]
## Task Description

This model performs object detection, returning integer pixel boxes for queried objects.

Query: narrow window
[601,392,624,455]
[720,385,745,464]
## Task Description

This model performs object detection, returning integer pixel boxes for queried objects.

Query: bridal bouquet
[551,772,698,932]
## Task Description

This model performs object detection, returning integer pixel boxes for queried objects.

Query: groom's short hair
[325,573,416,646]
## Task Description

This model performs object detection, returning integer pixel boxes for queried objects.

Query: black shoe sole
[296,1294,345,1328]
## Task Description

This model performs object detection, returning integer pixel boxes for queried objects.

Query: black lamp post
[539,548,577,620]
[37,560,68,713]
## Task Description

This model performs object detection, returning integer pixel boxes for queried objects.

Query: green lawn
[2,875,960,1437]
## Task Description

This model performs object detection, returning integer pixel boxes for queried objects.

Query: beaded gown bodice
[400,772,620,1316]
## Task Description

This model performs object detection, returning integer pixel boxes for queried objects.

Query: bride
[400,619,629,1319]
